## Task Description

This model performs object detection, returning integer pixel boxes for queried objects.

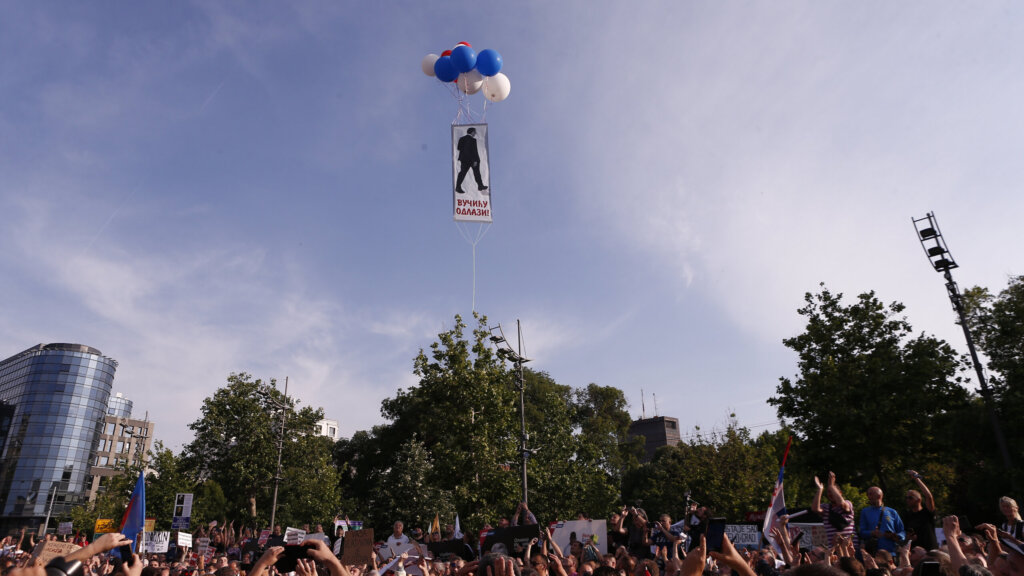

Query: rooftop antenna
[641,388,646,419]
[653,393,659,417]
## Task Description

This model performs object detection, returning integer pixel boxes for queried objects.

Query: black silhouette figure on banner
[455,127,488,194]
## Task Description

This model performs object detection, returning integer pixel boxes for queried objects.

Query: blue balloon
[475,49,503,77]
[434,56,458,82]
[450,45,477,73]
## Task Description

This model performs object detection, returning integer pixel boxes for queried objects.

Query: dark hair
[791,565,847,576]
[958,565,992,576]
[595,567,618,576]
[479,554,521,576]
[836,557,865,576]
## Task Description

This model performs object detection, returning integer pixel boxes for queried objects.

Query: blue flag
[119,472,146,554]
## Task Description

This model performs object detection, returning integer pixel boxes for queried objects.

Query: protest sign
[95,519,117,534]
[58,522,73,536]
[197,537,211,555]
[427,540,466,562]
[480,525,542,557]
[340,528,375,567]
[549,520,608,556]
[725,524,761,549]
[258,530,271,546]
[32,542,81,565]
[789,523,828,549]
[178,532,193,547]
[146,532,170,554]
[285,527,306,545]
[380,542,427,576]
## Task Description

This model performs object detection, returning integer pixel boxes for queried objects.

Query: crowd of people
[4,471,1024,576]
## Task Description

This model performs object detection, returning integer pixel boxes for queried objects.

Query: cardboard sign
[380,542,428,576]
[58,522,74,536]
[32,542,81,564]
[197,537,210,555]
[481,525,542,557]
[285,527,306,545]
[340,528,375,566]
[178,533,193,547]
[147,532,171,554]
[145,518,156,532]
[725,524,761,549]
[789,523,828,549]
[95,519,117,534]
[549,520,608,555]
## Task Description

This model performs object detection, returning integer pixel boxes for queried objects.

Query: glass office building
[0,343,117,533]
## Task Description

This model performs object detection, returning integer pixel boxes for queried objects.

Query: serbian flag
[762,437,792,552]
[118,472,146,554]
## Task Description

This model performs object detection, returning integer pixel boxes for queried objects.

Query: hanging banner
[452,123,492,223]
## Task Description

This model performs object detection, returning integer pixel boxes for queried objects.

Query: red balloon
[441,50,452,57]
[456,41,472,47]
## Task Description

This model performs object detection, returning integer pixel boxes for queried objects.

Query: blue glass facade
[106,394,133,419]
[0,343,117,533]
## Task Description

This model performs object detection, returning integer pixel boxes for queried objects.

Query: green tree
[961,275,1024,504]
[370,437,457,530]
[144,442,195,530]
[622,421,777,521]
[68,460,145,535]
[769,285,971,493]
[378,314,518,530]
[336,315,642,532]
[182,373,340,527]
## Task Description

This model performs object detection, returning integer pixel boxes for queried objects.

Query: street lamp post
[912,212,1013,474]
[491,320,532,505]
[268,377,289,533]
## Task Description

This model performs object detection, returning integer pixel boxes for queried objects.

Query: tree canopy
[182,373,340,527]
[769,285,971,494]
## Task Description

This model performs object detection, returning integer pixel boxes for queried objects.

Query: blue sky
[3,2,1023,451]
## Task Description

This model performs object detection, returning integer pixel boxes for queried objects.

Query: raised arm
[826,473,850,512]
[908,471,935,512]
[65,533,134,563]
[811,476,824,515]
[942,516,967,573]
[306,538,354,576]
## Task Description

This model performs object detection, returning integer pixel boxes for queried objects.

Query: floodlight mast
[912,212,1013,474]
[490,320,533,505]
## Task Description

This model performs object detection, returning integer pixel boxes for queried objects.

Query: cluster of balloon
[421,42,510,102]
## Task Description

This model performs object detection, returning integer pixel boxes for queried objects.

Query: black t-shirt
[608,528,629,552]
[903,508,937,551]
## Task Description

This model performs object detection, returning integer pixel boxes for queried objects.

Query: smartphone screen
[119,545,136,566]
[706,518,727,553]
[274,545,310,573]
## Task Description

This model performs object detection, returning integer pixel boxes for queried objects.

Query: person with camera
[859,487,906,554]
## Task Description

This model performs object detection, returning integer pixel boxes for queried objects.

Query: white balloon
[422,53,440,76]
[483,73,511,102]
[457,70,484,94]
